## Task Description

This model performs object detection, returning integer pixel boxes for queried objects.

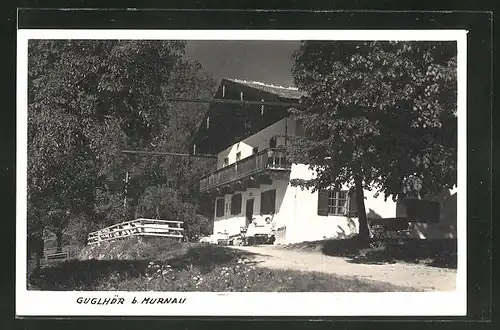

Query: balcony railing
[199,148,291,192]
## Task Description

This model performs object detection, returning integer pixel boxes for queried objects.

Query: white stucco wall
[209,121,456,242]
[212,163,401,244]
[282,164,399,244]
[216,118,295,168]
[213,179,290,237]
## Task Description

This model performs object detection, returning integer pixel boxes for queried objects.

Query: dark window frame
[216,198,225,218]
[260,189,276,215]
[269,136,277,149]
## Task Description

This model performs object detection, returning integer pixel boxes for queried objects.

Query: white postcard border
[16,29,468,317]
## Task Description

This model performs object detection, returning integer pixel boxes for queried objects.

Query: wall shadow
[366,208,383,219]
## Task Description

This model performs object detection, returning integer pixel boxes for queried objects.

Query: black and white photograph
[16,29,467,317]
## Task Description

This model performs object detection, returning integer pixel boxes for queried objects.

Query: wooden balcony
[199,148,291,194]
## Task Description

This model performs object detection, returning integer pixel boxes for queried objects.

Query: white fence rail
[87,218,184,245]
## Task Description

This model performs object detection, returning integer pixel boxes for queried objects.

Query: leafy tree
[135,186,211,240]
[289,41,457,240]
[27,40,215,262]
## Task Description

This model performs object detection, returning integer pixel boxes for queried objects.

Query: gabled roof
[225,78,304,100]
[191,78,302,155]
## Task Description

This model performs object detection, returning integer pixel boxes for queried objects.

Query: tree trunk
[28,232,44,270]
[354,175,370,242]
[56,230,63,253]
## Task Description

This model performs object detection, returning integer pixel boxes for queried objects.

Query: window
[260,189,276,214]
[269,137,277,148]
[231,194,242,215]
[295,119,306,136]
[252,147,259,154]
[261,99,265,115]
[236,152,241,162]
[223,157,229,167]
[396,198,440,224]
[317,189,357,216]
[206,116,210,129]
[328,191,348,215]
[216,198,225,217]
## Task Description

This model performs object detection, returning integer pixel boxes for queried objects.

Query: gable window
[295,119,306,137]
[260,189,276,214]
[396,198,440,224]
[223,157,229,167]
[252,147,259,154]
[236,152,241,162]
[216,198,225,218]
[317,189,357,216]
[269,137,277,149]
[231,194,242,215]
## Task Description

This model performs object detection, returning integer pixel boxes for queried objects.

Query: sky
[185,41,301,87]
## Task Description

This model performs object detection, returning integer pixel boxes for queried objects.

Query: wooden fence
[43,245,79,262]
[87,218,184,245]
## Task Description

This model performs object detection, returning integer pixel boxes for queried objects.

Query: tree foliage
[289,41,457,239]
[27,40,215,256]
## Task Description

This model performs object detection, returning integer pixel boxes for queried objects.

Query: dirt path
[230,245,456,291]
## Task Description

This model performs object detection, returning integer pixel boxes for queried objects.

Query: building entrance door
[245,199,254,226]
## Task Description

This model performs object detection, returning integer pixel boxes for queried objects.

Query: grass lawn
[28,238,417,292]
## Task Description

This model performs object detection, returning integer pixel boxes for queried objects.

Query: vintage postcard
[17,28,467,317]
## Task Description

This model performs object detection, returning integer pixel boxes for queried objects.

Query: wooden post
[124,171,129,209]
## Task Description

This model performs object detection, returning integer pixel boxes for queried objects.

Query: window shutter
[396,199,407,218]
[317,189,329,216]
[270,190,276,213]
[261,189,276,214]
[348,192,358,217]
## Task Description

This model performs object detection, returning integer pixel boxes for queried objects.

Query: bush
[135,186,212,240]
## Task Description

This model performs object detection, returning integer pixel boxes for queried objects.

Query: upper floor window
[269,137,277,149]
[295,119,306,136]
[252,147,259,154]
[206,116,210,129]
[223,157,229,167]
[236,152,241,162]
[261,99,265,115]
